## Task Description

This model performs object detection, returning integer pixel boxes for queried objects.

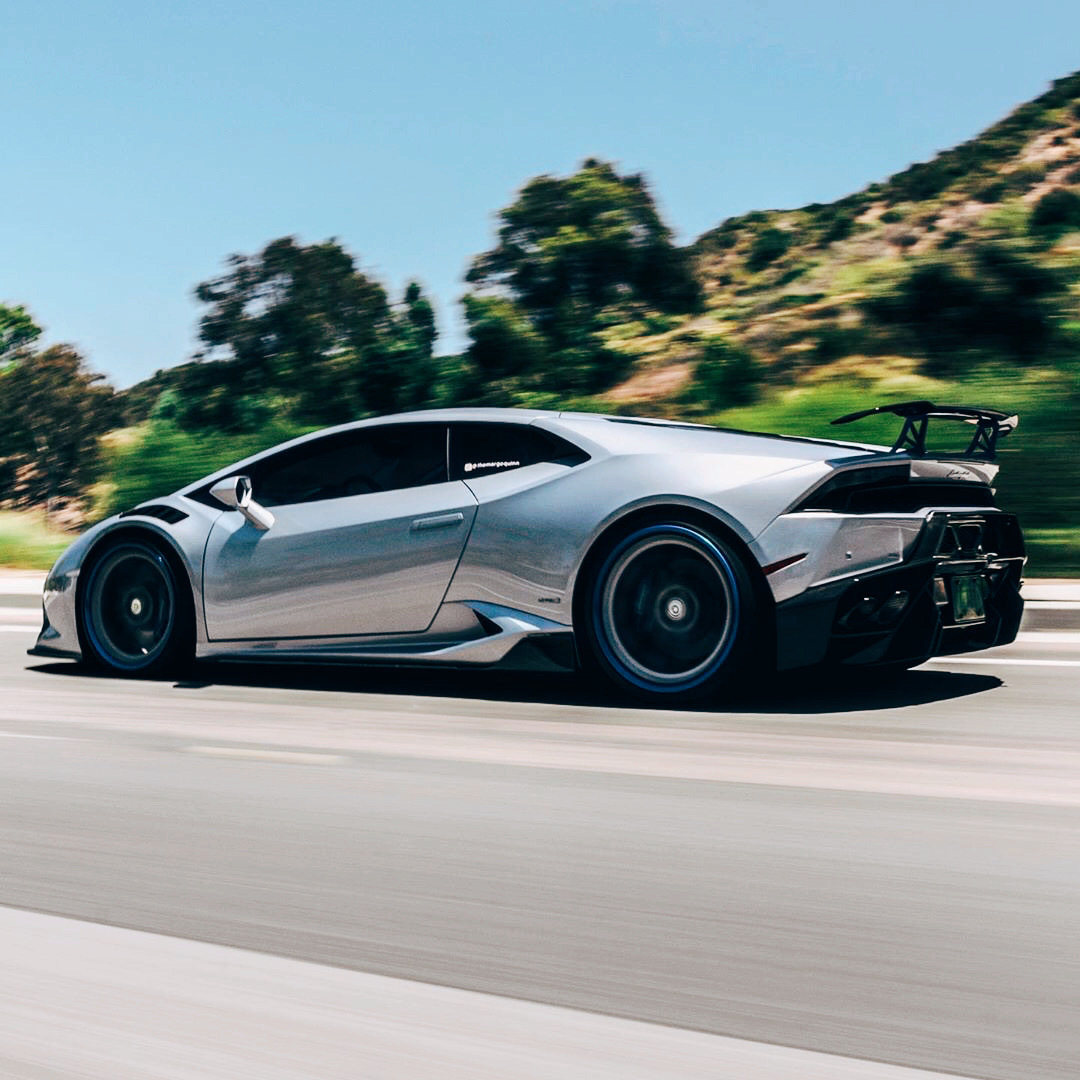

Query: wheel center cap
[130,597,143,616]
[665,597,687,621]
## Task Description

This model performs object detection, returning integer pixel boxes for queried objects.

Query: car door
[201,422,477,641]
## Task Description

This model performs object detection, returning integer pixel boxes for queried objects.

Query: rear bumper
[774,511,1025,670]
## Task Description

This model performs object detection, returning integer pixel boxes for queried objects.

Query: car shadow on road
[29,657,1003,716]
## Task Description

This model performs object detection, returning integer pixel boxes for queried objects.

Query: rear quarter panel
[444,450,835,623]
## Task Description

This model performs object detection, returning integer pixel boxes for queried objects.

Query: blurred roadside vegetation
[0,511,71,570]
[695,363,1080,576]
[4,73,1080,574]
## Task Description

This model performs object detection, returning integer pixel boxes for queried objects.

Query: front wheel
[80,541,191,676]
[583,524,760,703]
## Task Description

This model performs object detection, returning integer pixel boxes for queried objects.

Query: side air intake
[118,504,189,525]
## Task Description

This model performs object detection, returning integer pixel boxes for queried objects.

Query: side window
[247,424,447,507]
[449,423,589,481]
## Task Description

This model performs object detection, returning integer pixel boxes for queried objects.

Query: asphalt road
[0,611,1078,1079]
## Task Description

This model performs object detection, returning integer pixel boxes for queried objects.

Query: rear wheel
[583,523,759,703]
[80,541,191,676]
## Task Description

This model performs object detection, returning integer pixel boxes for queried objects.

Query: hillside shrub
[880,209,904,224]
[1006,161,1049,193]
[814,325,869,363]
[865,246,1063,375]
[820,211,855,245]
[888,158,955,202]
[1030,188,1080,239]
[973,178,1007,203]
[643,313,679,334]
[772,293,825,310]
[705,222,740,251]
[747,229,790,272]
[693,337,764,408]
[774,265,809,287]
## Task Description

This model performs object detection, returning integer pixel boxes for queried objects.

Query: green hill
[589,72,1080,572]
[600,71,1080,395]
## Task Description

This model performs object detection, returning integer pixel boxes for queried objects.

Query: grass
[0,511,72,570]
[1024,528,1080,577]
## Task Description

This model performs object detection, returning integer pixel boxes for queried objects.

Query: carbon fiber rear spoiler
[831,400,1018,460]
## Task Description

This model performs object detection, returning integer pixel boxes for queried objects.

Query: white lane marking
[1024,600,1080,610]
[0,578,46,595]
[0,905,987,1080]
[1014,631,1080,644]
[0,732,71,740]
[0,613,40,627]
[925,657,1080,668]
[185,746,346,765]
[0,626,35,632]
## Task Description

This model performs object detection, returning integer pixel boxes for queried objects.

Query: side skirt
[196,602,577,673]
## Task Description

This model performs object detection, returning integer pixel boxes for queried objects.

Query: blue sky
[4,0,1080,387]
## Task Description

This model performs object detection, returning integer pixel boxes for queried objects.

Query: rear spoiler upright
[831,400,1018,461]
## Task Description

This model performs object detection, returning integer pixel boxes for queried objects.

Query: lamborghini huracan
[32,403,1025,702]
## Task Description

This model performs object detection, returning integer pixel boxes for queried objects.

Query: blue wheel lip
[592,524,740,694]
[82,544,175,672]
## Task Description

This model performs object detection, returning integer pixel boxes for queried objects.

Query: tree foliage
[0,303,42,365]
[463,159,701,398]
[468,159,701,320]
[461,294,545,382]
[0,344,117,509]
[190,237,437,427]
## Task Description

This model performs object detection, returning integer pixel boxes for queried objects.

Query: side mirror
[209,475,275,531]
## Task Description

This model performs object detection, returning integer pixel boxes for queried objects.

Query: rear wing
[831,400,1018,461]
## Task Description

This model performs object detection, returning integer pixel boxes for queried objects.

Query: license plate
[951,575,987,623]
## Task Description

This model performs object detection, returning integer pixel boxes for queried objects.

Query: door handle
[411,512,465,532]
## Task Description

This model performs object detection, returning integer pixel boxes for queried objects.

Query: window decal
[464,460,521,473]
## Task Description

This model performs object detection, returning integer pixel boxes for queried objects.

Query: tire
[79,540,192,676]
[582,523,759,703]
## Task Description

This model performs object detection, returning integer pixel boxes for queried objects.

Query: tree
[462,294,545,382]
[467,159,702,319]
[0,344,117,509]
[191,237,434,425]
[0,303,42,366]
[403,280,436,358]
[463,159,701,393]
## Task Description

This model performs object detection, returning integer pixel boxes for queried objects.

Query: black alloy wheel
[586,523,758,702]
[80,541,189,676]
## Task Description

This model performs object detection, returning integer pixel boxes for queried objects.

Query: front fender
[35,503,219,659]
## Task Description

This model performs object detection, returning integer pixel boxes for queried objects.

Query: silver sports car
[32,403,1025,701]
